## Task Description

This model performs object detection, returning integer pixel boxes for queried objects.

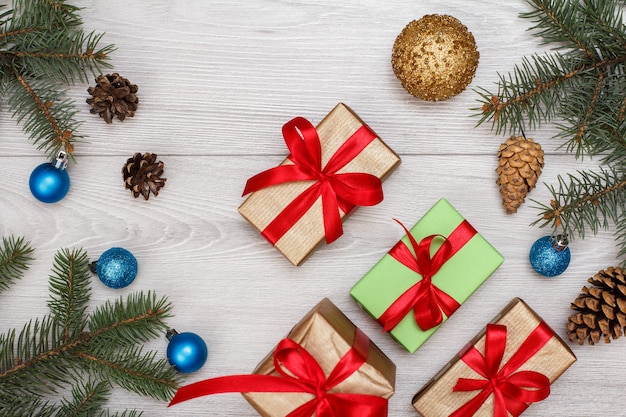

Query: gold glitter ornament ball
[392,15,479,101]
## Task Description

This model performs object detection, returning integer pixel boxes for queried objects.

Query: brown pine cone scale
[87,73,138,124]
[122,152,166,200]
[567,266,626,345]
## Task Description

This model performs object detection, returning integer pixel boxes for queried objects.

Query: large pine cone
[87,73,138,124]
[496,135,544,214]
[122,152,166,200]
[567,266,626,345]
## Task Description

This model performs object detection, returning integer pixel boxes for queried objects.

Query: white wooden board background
[0,1,622,416]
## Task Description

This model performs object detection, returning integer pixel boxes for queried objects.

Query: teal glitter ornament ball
[529,235,570,277]
[91,247,138,289]
[29,162,70,203]
[166,329,208,373]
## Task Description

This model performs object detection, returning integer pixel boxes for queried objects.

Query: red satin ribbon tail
[377,281,424,332]
[168,374,309,406]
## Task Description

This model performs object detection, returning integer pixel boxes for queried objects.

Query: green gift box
[350,198,504,353]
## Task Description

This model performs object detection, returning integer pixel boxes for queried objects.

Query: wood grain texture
[0,1,622,416]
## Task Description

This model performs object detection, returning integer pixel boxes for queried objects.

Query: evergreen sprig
[476,0,626,263]
[0,244,181,417]
[0,235,34,293]
[0,0,114,160]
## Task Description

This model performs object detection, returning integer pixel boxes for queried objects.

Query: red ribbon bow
[377,219,476,332]
[450,322,553,417]
[169,328,388,417]
[242,117,383,245]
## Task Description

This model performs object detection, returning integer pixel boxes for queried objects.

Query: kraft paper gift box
[412,297,577,417]
[239,103,401,266]
[169,298,396,417]
[350,198,504,353]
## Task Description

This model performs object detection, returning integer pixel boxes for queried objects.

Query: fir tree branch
[0,0,114,160]
[531,167,626,240]
[6,69,80,156]
[0,394,59,417]
[11,0,81,30]
[523,0,594,57]
[7,30,114,83]
[0,316,79,392]
[0,235,34,294]
[98,410,143,417]
[47,248,91,342]
[58,379,110,417]
[78,346,179,401]
[87,292,173,347]
[477,54,626,134]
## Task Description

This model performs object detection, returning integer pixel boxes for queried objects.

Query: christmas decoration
[166,329,208,373]
[28,150,70,203]
[87,73,139,124]
[0,0,113,161]
[496,135,544,214]
[0,236,34,294]
[391,14,479,101]
[169,298,395,417]
[475,0,626,263]
[123,152,167,200]
[239,103,400,266]
[0,237,180,416]
[90,247,138,289]
[350,198,503,353]
[567,266,626,345]
[413,298,576,417]
[529,235,571,277]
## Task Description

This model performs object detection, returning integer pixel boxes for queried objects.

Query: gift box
[350,198,504,353]
[169,298,396,417]
[239,103,401,266]
[412,297,577,417]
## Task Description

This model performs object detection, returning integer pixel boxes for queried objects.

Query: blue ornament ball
[29,162,70,203]
[529,235,571,277]
[166,330,208,373]
[94,247,138,289]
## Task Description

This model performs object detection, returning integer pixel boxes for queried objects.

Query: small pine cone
[496,135,544,214]
[87,73,138,124]
[567,266,626,345]
[122,152,166,200]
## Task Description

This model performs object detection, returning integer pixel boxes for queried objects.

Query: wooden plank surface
[0,1,621,416]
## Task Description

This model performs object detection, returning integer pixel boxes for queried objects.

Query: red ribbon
[242,117,383,245]
[377,219,476,332]
[169,328,388,417]
[450,322,553,417]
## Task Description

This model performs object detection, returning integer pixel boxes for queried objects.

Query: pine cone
[496,135,544,214]
[122,153,166,200]
[567,266,626,345]
[87,73,138,124]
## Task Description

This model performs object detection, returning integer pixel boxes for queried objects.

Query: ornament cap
[54,150,68,170]
[551,234,569,252]
[166,328,179,341]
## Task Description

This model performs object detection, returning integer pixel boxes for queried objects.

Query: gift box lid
[351,198,504,352]
[238,103,401,266]
[243,298,396,417]
[412,297,577,417]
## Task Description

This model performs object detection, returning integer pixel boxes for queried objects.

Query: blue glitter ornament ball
[529,235,571,277]
[166,329,208,373]
[92,247,138,289]
[29,162,70,203]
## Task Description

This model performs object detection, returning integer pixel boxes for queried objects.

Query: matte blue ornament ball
[29,162,70,203]
[166,329,208,373]
[529,235,571,277]
[92,247,138,289]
